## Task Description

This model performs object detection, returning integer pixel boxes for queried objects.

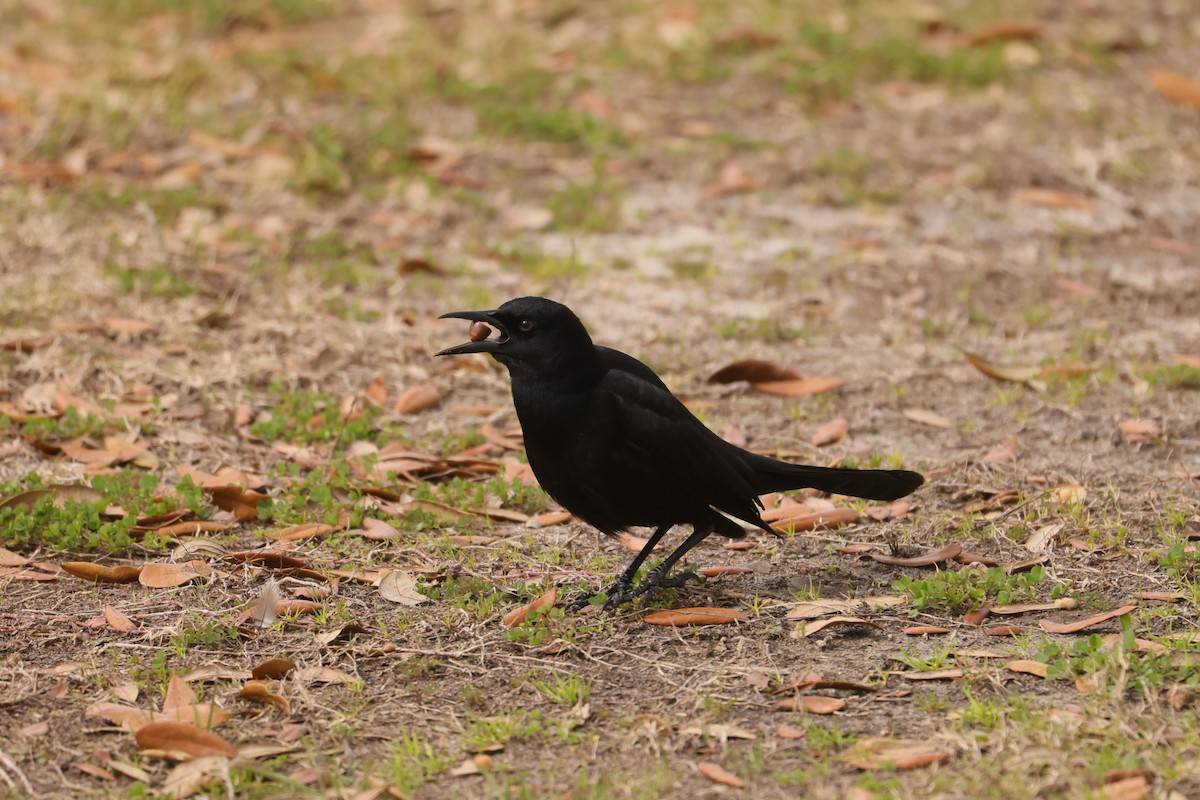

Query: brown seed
[469,321,491,342]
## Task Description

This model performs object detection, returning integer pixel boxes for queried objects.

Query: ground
[1,1,1199,798]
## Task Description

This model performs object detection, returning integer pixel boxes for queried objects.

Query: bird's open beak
[435,309,508,356]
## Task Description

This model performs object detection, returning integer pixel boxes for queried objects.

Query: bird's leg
[567,524,675,610]
[631,525,713,606]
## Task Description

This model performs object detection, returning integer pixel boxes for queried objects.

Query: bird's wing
[596,346,670,392]
[599,369,767,529]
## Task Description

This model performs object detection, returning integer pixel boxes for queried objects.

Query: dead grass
[1,1,1199,798]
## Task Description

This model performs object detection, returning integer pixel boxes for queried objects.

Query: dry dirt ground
[1,1,1199,798]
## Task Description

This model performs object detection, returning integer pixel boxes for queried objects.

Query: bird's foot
[631,566,701,607]
[567,576,635,611]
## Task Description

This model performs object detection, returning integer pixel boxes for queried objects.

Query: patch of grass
[14,407,108,442]
[1147,364,1200,390]
[251,384,381,445]
[99,0,339,31]
[717,317,810,343]
[529,672,591,706]
[105,264,196,299]
[668,258,718,280]
[893,565,1060,613]
[546,169,625,233]
[383,732,454,795]
[264,460,363,527]
[1039,628,1200,698]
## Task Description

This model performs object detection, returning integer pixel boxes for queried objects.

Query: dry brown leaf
[138,561,217,588]
[1006,659,1050,678]
[1039,604,1137,634]
[84,702,155,731]
[954,551,999,566]
[903,408,952,429]
[356,517,402,540]
[1012,188,1096,211]
[899,668,964,681]
[207,485,267,521]
[983,625,1024,636]
[238,682,290,713]
[771,507,860,534]
[135,721,236,759]
[104,605,137,632]
[0,483,105,511]
[803,616,880,637]
[811,418,849,447]
[776,725,806,739]
[707,359,799,384]
[1137,591,1187,602]
[1024,522,1063,553]
[378,571,429,606]
[394,386,442,414]
[62,562,142,583]
[618,532,650,553]
[269,522,335,543]
[963,604,993,626]
[365,378,388,407]
[1118,418,1160,443]
[1051,484,1087,504]
[643,607,748,626]
[101,316,155,335]
[160,755,230,799]
[982,436,1021,463]
[1103,776,1150,800]
[698,565,753,578]
[696,761,743,788]
[841,738,953,770]
[502,587,557,628]
[755,377,845,397]
[786,595,905,620]
[869,543,962,567]
[774,695,846,714]
[992,599,1077,615]
[904,625,950,635]
[251,658,295,680]
[965,21,1042,46]
[703,160,763,198]
[963,351,1043,384]
[1151,69,1200,111]
[76,762,116,781]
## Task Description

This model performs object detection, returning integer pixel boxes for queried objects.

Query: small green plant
[1146,364,1200,390]
[251,384,381,445]
[529,673,591,706]
[893,565,1055,612]
[104,264,195,298]
[384,732,453,795]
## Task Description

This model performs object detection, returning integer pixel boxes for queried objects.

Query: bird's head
[436,296,597,377]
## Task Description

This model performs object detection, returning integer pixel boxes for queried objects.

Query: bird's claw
[567,577,635,611]
[631,566,701,607]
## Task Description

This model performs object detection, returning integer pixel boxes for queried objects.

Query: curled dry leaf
[0,483,105,510]
[771,507,859,534]
[1051,484,1087,504]
[358,517,402,541]
[1025,522,1064,553]
[251,658,295,680]
[378,571,429,606]
[138,561,217,588]
[903,408,952,429]
[1006,660,1050,678]
[962,604,993,626]
[207,485,267,521]
[776,725,806,739]
[643,607,748,626]
[707,359,799,384]
[1011,188,1096,211]
[774,695,846,714]
[502,586,557,628]
[982,436,1020,464]
[755,377,845,397]
[991,598,1076,615]
[135,721,236,759]
[954,551,999,567]
[85,702,154,731]
[899,668,964,681]
[394,386,442,415]
[1118,418,1159,443]
[1150,69,1200,111]
[1039,604,1137,634]
[696,761,743,788]
[984,625,1025,636]
[869,543,962,567]
[698,565,753,578]
[62,562,142,583]
[802,616,880,637]
[270,522,335,543]
[964,21,1042,46]
[238,682,290,713]
[962,352,1043,385]
[703,159,763,198]
[904,625,950,635]
[841,738,953,771]
[810,417,849,447]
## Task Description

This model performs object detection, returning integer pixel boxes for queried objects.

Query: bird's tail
[743,452,923,502]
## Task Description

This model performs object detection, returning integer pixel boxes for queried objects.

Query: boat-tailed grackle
[438,296,923,608]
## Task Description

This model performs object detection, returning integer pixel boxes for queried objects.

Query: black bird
[437,296,923,608]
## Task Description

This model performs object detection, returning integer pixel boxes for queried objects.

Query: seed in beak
[469,321,492,342]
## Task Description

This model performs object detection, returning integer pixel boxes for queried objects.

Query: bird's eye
[518,319,535,332]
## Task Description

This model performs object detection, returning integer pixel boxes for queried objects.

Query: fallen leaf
[774,695,846,714]
[803,616,880,637]
[698,565,753,578]
[502,586,557,628]
[238,682,290,713]
[0,483,104,511]
[643,607,748,626]
[84,702,155,731]
[1118,418,1159,443]
[904,625,950,635]
[811,418,849,447]
[899,668,964,681]
[1006,659,1050,678]
[138,561,218,588]
[983,625,1024,636]
[786,595,906,620]
[992,599,1077,615]
[135,721,236,759]
[394,386,442,414]
[378,572,428,606]
[62,562,142,583]
[754,377,845,397]
[1137,591,1187,602]
[102,317,155,335]
[963,351,1044,384]
[903,408,952,429]
[1103,775,1150,800]
[1011,188,1095,211]
[207,485,267,521]
[76,762,116,781]
[1151,69,1200,111]
[965,21,1042,46]
[707,359,799,384]
[269,523,335,543]
[771,507,860,534]
[1025,522,1063,553]
[776,725,806,739]
[703,160,763,198]
[159,756,230,798]
[251,658,296,680]
[1051,484,1087,504]
[963,604,993,626]
[358,517,402,541]
[104,605,137,632]
[841,738,953,770]
[869,543,962,567]
[982,436,1021,463]
[1039,605,1137,634]
[295,666,357,684]
[696,761,743,788]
